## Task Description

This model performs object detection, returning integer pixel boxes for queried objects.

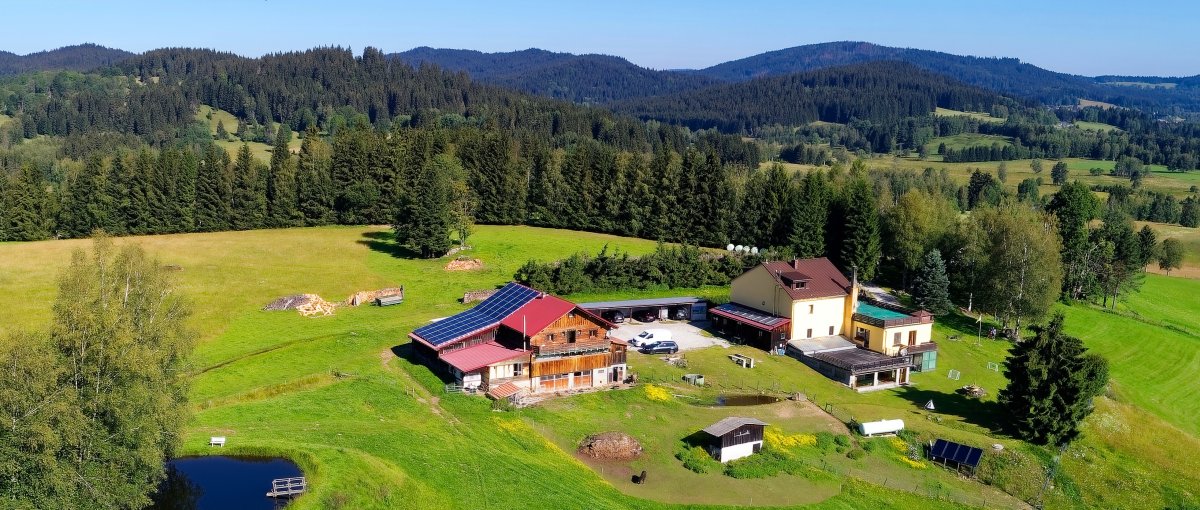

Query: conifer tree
[1,164,52,241]
[912,249,953,314]
[267,132,301,227]
[230,144,266,229]
[194,144,232,231]
[789,170,831,258]
[296,126,335,225]
[838,177,882,280]
[999,314,1108,445]
[215,120,228,140]
[395,154,455,258]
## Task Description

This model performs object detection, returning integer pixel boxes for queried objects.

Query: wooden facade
[530,352,612,377]
[529,312,609,354]
[715,423,765,448]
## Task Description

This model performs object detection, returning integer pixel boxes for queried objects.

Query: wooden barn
[409,283,628,396]
[700,417,768,463]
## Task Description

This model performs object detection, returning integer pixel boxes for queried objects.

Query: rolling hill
[389,47,720,103]
[0,43,134,75]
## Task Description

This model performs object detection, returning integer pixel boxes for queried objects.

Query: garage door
[573,371,592,388]
[539,373,569,392]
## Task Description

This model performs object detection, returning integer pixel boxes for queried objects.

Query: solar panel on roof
[412,283,540,347]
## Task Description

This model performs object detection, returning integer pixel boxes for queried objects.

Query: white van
[630,328,672,347]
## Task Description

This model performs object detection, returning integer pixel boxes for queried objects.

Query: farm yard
[1,225,1198,509]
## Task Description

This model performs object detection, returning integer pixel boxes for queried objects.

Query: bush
[846,448,867,460]
[676,446,719,474]
[723,447,797,479]
[862,438,884,453]
[814,432,838,453]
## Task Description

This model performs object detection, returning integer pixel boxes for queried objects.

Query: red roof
[499,293,613,336]
[760,258,851,300]
[439,342,528,373]
[487,382,523,400]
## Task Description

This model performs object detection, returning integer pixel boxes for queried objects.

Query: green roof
[856,302,909,321]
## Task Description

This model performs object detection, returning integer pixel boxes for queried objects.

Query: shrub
[846,448,867,460]
[862,438,883,453]
[723,447,796,479]
[643,384,671,402]
[764,428,816,449]
[814,432,838,452]
[676,446,719,474]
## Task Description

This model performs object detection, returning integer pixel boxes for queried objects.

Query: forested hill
[693,41,1200,113]
[389,47,720,103]
[618,61,1023,133]
[0,43,133,76]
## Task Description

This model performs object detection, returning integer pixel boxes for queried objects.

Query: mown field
[195,105,302,162]
[934,108,1004,123]
[1,226,1198,508]
[923,133,1014,154]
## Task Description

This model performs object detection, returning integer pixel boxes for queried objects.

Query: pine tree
[912,249,953,314]
[267,133,300,227]
[1180,197,1200,227]
[215,120,228,140]
[998,314,1108,445]
[997,161,1008,183]
[395,153,455,258]
[789,170,831,258]
[296,126,334,225]
[230,144,266,229]
[1,164,52,241]
[194,144,232,232]
[838,177,882,280]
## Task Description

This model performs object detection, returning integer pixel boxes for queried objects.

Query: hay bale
[578,432,643,461]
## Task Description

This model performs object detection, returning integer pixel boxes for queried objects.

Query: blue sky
[6,0,1199,76]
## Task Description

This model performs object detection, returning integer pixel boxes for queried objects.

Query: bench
[209,436,226,447]
[729,354,755,368]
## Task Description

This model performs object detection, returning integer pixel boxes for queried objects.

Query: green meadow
[1,226,1199,508]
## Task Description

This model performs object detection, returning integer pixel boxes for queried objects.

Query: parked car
[629,329,672,347]
[640,340,679,355]
[633,309,658,322]
[669,307,690,321]
[601,310,626,323]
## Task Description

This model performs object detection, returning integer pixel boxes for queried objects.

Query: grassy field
[924,133,1013,154]
[2,226,1199,508]
[1073,120,1122,133]
[1078,98,1118,109]
[934,108,1004,123]
[195,105,302,162]
[0,113,12,129]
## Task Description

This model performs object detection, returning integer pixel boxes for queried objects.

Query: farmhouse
[711,258,937,390]
[701,417,768,463]
[409,283,628,396]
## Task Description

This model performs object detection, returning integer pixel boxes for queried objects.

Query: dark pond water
[148,456,303,510]
[716,394,782,406]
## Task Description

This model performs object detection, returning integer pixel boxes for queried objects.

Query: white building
[701,417,768,463]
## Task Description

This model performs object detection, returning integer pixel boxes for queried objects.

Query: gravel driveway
[609,320,731,351]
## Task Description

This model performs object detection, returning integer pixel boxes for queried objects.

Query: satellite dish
[726,244,735,251]
[735,245,744,253]
[750,247,759,255]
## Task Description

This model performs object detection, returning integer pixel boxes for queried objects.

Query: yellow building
[710,258,937,390]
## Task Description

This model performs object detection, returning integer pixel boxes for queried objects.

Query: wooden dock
[266,477,307,498]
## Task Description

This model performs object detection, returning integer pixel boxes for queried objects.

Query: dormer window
[794,280,807,289]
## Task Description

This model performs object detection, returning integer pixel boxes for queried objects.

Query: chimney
[792,258,800,269]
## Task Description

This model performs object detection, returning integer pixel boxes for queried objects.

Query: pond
[149,456,303,510]
[714,394,782,406]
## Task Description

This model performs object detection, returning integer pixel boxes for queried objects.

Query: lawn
[2,226,1199,508]
[1073,120,1122,133]
[195,104,302,162]
[924,133,1013,155]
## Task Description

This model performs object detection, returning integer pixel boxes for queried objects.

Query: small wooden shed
[701,416,768,463]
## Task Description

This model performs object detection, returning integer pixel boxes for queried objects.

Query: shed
[700,417,768,463]
[928,438,984,475]
[858,419,904,437]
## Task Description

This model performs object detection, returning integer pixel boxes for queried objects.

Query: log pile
[264,294,336,317]
[445,257,483,271]
[346,287,405,306]
[462,289,498,303]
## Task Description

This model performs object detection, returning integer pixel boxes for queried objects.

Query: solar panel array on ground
[929,439,983,468]
[411,283,540,347]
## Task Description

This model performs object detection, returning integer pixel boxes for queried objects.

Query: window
[513,363,523,376]
[908,331,917,346]
[589,329,597,338]
[808,304,814,314]
[828,326,835,335]
[567,330,577,343]
[894,332,902,344]
[806,328,813,338]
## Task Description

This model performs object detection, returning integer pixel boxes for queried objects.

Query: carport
[709,302,790,352]
[579,297,708,322]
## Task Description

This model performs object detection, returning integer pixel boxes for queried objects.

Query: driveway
[609,320,731,352]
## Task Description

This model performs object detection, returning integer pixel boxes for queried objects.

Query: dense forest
[0,43,132,76]
[391,47,720,104]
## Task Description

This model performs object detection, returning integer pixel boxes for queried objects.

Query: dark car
[633,309,657,323]
[601,310,626,323]
[640,340,679,355]
[669,307,690,321]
